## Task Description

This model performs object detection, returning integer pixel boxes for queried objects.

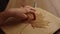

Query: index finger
[25,6,36,11]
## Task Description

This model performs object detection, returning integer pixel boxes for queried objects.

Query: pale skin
[0,6,36,25]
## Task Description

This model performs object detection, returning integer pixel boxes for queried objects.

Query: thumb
[14,13,28,21]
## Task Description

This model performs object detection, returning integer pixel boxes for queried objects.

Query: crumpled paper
[26,10,49,28]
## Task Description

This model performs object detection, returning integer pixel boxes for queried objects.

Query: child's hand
[7,6,36,21]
